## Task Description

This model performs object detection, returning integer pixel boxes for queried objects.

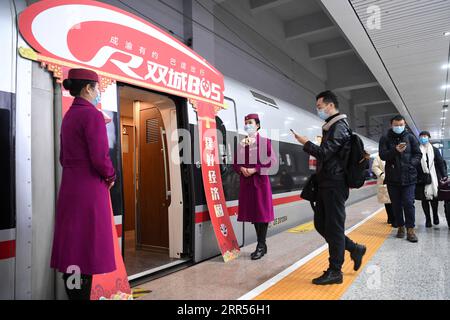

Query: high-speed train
[0,0,378,299]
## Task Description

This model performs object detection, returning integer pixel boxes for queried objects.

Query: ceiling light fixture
[445,31,450,37]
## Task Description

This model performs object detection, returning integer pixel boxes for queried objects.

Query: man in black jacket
[379,115,422,242]
[293,91,366,285]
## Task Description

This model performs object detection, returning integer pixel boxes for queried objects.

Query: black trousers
[387,184,416,228]
[421,199,439,222]
[385,203,396,226]
[444,201,450,227]
[315,185,357,271]
[62,273,93,300]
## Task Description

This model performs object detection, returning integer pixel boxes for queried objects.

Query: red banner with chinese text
[90,196,131,300]
[195,101,240,262]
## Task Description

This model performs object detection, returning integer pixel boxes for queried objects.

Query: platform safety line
[287,221,315,233]
[237,206,385,300]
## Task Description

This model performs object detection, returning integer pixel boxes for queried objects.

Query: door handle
[160,127,171,200]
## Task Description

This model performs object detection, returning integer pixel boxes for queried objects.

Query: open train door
[18,0,239,296]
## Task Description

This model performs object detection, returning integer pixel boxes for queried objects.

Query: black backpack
[341,130,370,189]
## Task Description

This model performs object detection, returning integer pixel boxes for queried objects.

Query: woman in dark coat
[415,131,446,227]
[50,68,116,300]
[233,113,277,260]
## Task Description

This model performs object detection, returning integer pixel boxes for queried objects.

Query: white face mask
[91,88,101,107]
[317,107,329,120]
[244,124,257,136]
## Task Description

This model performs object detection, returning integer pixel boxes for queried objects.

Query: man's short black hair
[390,115,405,124]
[316,90,339,110]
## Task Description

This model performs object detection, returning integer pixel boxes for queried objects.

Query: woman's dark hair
[255,118,261,131]
[62,79,97,97]
[419,131,431,138]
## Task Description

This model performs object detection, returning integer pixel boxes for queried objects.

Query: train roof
[223,76,379,155]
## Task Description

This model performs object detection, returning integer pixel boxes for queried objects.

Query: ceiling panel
[271,0,322,21]
[350,0,450,137]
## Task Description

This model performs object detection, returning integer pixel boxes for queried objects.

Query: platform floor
[342,204,450,300]
[135,196,450,300]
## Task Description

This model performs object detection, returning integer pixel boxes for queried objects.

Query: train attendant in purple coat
[50,68,116,300]
[233,113,277,260]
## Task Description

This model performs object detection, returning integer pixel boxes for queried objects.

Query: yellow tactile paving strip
[255,210,391,300]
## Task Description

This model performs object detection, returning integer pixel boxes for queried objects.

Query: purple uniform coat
[50,97,116,275]
[233,134,277,223]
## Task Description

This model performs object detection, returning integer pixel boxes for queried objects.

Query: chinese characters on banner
[195,100,240,262]
[18,0,224,107]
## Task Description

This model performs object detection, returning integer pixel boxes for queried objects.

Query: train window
[271,141,311,194]
[217,97,240,202]
[286,154,292,166]
[215,116,227,171]
[0,108,12,230]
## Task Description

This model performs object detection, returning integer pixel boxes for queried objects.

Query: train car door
[138,106,169,249]
[119,84,189,280]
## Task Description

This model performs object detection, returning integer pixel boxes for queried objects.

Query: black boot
[426,220,432,228]
[433,213,440,225]
[350,244,367,271]
[251,243,266,260]
[251,223,268,260]
[431,200,440,225]
[423,203,432,228]
[445,201,450,229]
[312,269,343,285]
[250,223,260,258]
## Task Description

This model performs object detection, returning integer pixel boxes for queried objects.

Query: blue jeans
[387,184,416,228]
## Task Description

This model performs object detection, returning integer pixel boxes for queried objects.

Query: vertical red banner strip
[196,101,240,262]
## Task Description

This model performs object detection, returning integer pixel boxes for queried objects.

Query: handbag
[420,173,432,185]
[438,177,450,201]
[301,173,318,202]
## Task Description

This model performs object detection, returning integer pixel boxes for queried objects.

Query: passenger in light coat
[372,155,396,226]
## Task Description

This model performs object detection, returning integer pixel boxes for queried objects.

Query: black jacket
[416,146,446,182]
[304,114,351,188]
[415,145,447,200]
[379,129,422,186]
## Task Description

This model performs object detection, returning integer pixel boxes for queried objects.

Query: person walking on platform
[233,114,277,260]
[372,154,396,226]
[50,69,116,300]
[415,131,446,228]
[293,91,366,285]
[441,161,450,229]
[379,115,422,242]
